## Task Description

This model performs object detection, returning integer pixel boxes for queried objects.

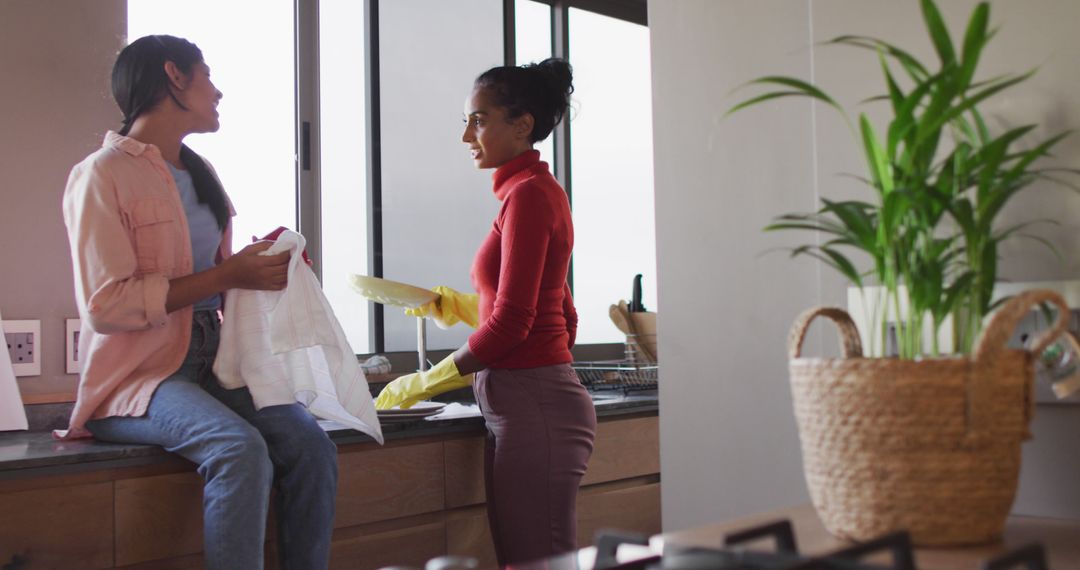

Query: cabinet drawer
[444,437,485,508]
[445,416,660,509]
[0,482,114,569]
[331,520,446,570]
[446,507,498,570]
[577,482,662,547]
[582,416,660,485]
[336,441,445,527]
[115,472,204,566]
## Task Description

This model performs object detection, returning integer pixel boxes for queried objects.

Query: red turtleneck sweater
[468,150,578,369]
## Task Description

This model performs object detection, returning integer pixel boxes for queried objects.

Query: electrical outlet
[8,333,33,362]
[66,318,81,375]
[2,319,41,377]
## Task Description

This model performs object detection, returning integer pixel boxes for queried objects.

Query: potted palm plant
[730,0,1076,546]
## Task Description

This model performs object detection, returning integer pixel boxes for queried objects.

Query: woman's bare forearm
[165,265,229,313]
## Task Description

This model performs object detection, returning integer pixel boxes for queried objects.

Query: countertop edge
[0,399,658,478]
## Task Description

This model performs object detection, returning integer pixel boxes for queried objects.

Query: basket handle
[788,307,864,359]
[973,289,1070,363]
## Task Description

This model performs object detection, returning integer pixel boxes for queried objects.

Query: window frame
[296,0,648,355]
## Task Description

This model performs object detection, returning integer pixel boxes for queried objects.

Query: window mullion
[552,0,572,292]
[364,0,385,353]
[503,0,516,65]
[296,0,322,278]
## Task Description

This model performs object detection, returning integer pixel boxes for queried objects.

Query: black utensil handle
[632,274,643,312]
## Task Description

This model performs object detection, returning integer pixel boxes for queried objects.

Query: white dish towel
[213,230,383,444]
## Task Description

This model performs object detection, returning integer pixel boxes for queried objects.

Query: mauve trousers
[473,363,597,567]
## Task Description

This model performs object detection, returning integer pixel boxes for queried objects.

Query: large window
[127,0,296,256]
[128,0,653,356]
[319,0,369,352]
[378,0,503,353]
[515,0,554,166]
[567,7,656,343]
[512,1,656,345]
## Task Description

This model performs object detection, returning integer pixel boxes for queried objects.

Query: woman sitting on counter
[375,58,596,567]
[60,35,337,570]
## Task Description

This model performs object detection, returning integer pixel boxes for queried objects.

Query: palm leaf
[918,70,1037,145]
[921,0,956,65]
[827,35,930,80]
[726,76,845,118]
[957,2,990,91]
[860,114,894,194]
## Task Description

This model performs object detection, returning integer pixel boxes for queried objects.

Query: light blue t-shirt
[168,162,223,311]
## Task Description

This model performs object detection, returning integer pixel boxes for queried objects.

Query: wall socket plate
[3,319,41,377]
[65,318,81,375]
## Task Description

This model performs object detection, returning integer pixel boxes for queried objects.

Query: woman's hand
[221,241,291,291]
[165,242,291,313]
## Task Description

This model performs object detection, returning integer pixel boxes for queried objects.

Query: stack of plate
[375,401,447,421]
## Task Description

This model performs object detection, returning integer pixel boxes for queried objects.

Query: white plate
[377,411,444,421]
[376,401,446,418]
[348,275,438,309]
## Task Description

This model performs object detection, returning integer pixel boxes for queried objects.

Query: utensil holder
[626,312,658,363]
[625,333,658,363]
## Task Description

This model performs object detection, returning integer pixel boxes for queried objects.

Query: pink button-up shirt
[57,132,234,439]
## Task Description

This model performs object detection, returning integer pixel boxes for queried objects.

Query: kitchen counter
[0,390,657,477]
[0,390,659,569]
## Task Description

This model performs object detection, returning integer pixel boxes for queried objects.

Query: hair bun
[535,58,574,98]
[474,58,575,143]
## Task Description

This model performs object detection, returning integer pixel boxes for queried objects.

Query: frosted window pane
[516,0,554,164]
[127,1,296,255]
[320,0,370,353]
[568,8,656,344]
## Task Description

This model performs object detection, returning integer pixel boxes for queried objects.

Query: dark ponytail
[112,35,229,231]
[474,57,574,143]
[180,145,230,231]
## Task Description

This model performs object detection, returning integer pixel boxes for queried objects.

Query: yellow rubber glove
[374,354,474,410]
[405,285,480,329]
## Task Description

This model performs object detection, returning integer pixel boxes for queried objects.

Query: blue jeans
[87,311,338,570]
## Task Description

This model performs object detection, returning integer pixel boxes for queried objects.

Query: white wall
[379,0,503,353]
[0,0,124,402]
[649,1,820,531]
[649,0,1080,531]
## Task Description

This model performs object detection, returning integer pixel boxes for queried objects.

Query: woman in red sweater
[377,58,595,566]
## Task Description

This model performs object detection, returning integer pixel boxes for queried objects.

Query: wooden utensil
[612,301,657,363]
[609,302,632,334]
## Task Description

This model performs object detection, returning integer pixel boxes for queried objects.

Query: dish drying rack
[572,359,658,394]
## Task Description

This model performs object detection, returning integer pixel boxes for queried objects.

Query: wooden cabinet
[444,437,487,508]
[445,507,499,570]
[335,441,446,527]
[583,416,661,486]
[577,482,662,547]
[0,413,659,569]
[440,415,662,568]
[330,519,447,570]
[115,472,204,565]
[0,482,115,569]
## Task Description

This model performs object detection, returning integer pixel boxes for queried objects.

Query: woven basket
[788,289,1069,546]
